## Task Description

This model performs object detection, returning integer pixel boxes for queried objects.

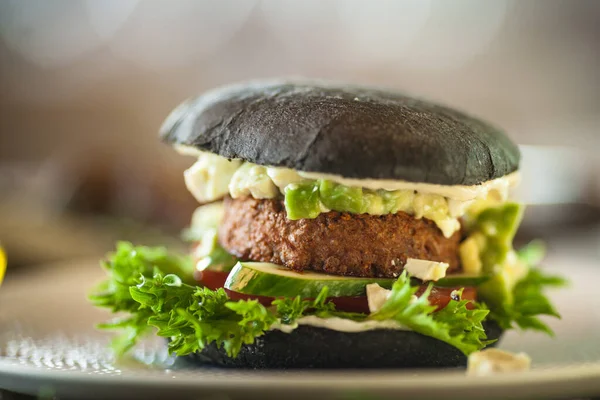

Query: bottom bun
[186,321,503,369]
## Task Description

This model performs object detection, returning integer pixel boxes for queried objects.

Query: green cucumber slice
[434,274,490,287]
[224,262,395,298]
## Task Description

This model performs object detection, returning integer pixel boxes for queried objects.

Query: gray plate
[0,257,598,400]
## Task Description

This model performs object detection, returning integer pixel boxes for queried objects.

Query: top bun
[160,80,520,186]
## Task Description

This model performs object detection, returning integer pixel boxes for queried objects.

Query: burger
[90,81,564,369]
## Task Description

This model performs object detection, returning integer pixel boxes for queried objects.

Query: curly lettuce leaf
[88,242,195,353]
[89,242,194,310]
[516,240,546,266]
[370,273,492,355]
[91,244,495,358]
[483,242,567,335]
[272,286,335,324]
[488,266,567,335]
[91,244,344,357]
[94,264,278,357]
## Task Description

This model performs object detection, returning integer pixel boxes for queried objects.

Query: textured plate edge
[2,358,600,400]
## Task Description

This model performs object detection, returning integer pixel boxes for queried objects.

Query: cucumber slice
[434,274,490,287]
[224,262,395,298]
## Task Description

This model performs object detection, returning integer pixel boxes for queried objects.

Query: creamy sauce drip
[270,316,409,333]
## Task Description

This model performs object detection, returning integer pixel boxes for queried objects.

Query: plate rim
[1,358,600,399]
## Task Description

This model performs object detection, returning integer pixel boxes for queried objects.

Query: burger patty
[219,196,461,278]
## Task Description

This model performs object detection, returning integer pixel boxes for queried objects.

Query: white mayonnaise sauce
[297,170,520,202]
[271,316,408,334]
[176,146,520,237]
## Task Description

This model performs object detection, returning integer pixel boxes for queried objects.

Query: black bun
[186,321,503,369]
[161,80,520,186]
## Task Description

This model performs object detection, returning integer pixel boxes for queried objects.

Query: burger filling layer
[90,149,564,361]
[218,196,461,278]
[181,151,532,315]
[182,149,520,238]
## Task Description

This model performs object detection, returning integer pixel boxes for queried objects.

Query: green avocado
[319,180,364,214]
[284,182,322,220]
[476,203,523,270]
[282,178,454,234]
[474,203,525,309]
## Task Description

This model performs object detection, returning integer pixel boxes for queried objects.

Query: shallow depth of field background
[0,0,599,269]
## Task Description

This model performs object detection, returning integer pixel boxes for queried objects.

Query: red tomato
[223,286,476,313]
[415,286,477,310]
[224,289,373,313]
[194,264,477,312]
[329,296,371,314]
[193,269,229,291]
[224,289,275,306]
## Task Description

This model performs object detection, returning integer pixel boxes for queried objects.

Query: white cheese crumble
[366,283,391,313]
[266,167,306,190]
[404,258,449,281]
[229,163,279,199]
[467,349,531,376]
[184,153,241,202]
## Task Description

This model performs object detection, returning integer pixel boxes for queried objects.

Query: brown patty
[219,196,461,278]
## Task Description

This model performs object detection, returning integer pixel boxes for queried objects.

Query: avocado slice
[284,182,322,220]
[474,203,526,310]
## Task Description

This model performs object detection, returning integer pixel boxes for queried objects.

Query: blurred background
[1,0,599,271]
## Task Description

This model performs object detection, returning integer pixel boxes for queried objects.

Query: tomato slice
[416,286,477,310]
[224,289,275,306]
[193,269,230,291]
[224,289,372,313]
[329,296,371,314]
[223,286,476,313]
[194,266,477,312]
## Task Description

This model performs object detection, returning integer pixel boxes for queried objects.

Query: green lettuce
[180,201,238,273]
[88,242,194,353]
[90,243,492,357]
[191,233,239,273]
[487,242,567,335]
[370,276,493,355]
[467,204,566,335]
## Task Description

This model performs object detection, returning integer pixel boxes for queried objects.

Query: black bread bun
[186,321,503,369]
[161,80,520,186]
